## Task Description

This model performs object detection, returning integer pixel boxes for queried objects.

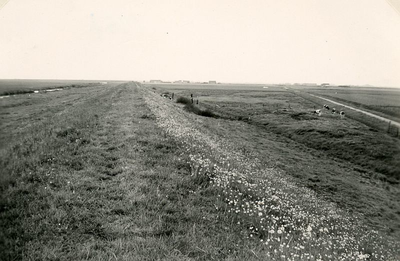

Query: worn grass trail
[0,82,268,260]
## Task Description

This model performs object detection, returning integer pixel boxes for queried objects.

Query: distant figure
[196,99,199,105]
[172,93,174,99]
[340,111,345,119]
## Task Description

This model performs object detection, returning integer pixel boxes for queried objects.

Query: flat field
[0,79,110,95]
[1,81,399,260]
[304,87,400,122]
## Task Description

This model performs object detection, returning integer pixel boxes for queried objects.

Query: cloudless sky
[1,0,400,87]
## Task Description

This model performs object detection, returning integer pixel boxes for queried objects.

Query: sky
[0,0,400,87]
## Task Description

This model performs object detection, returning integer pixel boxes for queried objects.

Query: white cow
[314,109,322,116]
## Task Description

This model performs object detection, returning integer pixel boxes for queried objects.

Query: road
[309,94,400,129]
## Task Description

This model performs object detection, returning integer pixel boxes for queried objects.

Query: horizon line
[0,78,399,89]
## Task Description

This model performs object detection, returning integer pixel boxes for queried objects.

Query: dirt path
[309,93,400,128]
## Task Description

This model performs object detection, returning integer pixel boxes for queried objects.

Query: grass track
[0,82,271,260]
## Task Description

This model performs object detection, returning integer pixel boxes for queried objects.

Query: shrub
[184,104,218,118]
[176,96,218,118]
[176,97,192,105]
[184,104,200,114]
[199,109,217,118]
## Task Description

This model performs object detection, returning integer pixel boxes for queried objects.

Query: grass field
[149,85,400,182]
[144,83,400,260]
[0,81,280,260]
[0,79,113,96]
[304,87,400,123]
[149,83,400,236]
[1,81,399,260]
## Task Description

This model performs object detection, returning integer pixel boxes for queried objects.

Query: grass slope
[141,85,400,260]
[148,87,400,241]
[0,82,268,260]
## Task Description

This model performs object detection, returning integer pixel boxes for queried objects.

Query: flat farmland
[0,79,108,95]
[305,87,400,122]
[145,83,269,91]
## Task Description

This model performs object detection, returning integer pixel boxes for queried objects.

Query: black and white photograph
[1,0,399,260]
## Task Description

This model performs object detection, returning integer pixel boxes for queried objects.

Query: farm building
[173,80,190,84]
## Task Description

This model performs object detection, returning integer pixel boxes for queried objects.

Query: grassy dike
[0,82,265,260]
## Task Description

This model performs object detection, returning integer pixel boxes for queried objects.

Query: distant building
[209,81,217,84]
[321,83,330,87]
[100,82,108,85]
[173,80,190,84]
[150,80,162,83]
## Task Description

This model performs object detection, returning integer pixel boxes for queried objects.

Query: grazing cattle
[332,108,336,114]
[314,109,322,116]
[161,93,172,99]
[340,111,345,119]
[323,104,330,110]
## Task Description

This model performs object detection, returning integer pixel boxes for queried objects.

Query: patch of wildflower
[141,87,400,260]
